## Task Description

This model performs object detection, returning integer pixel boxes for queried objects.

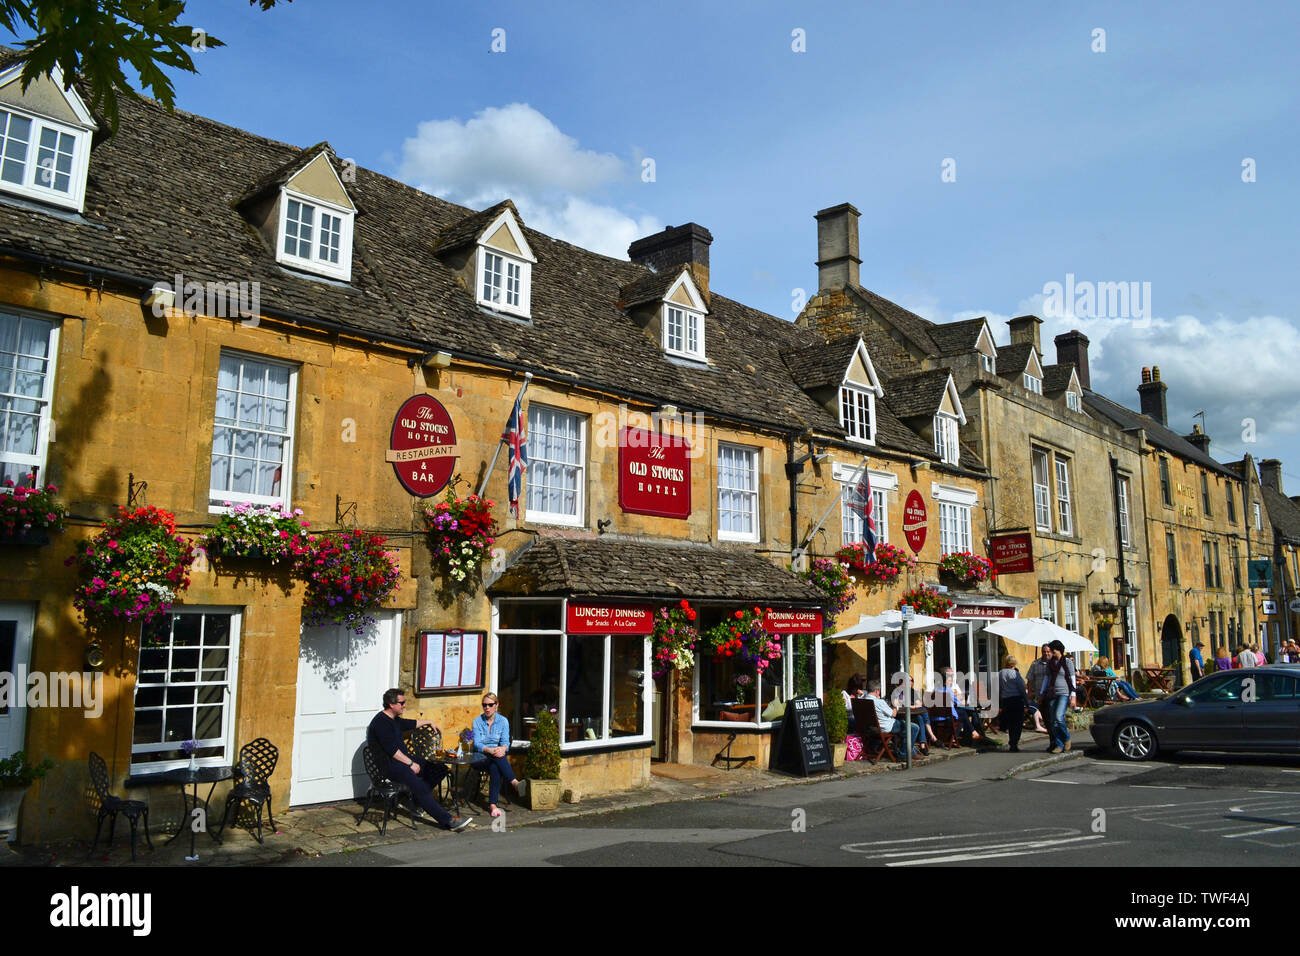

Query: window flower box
[1,476,66,547]
[202,502,311,565]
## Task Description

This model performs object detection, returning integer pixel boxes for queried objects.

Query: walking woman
[998,655,1028,752]
[473,692,523,818]
[1039,640,1077,754]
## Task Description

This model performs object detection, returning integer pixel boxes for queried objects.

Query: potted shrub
[1,476,67,546]
[0,751,53,842]
[66,505,194,627]
[203,502,311,563]
[825,691,849,767]
[524,709,562,810]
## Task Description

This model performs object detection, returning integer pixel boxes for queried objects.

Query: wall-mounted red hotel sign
[618,427,691,519]
[764,609,824,634]
[387,394,458,497]
[989,532,1035,574]
[566,603,655,635]
[950,604,1017,619]
[903,490,927,554]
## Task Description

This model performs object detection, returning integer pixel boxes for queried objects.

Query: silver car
[1091,665,1300,761]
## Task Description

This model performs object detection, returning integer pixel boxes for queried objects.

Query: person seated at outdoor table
[891,677,937,755]
[1092,656,1140,701]
[938,667,982,741]
[473,692,524,818]
[866,679,924,758]
[368,688,470,832]
[843,674,866,732]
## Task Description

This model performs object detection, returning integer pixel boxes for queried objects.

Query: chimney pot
[628,223,712,299]
[1141,366,1151,384]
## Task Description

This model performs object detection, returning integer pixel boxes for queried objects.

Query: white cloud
[397,103,658,259]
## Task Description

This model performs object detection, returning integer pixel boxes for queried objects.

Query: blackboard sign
[769,695,833,776]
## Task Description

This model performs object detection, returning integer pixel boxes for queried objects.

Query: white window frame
[1032,448,1052,532]
[1063,592,1080,634]
[692,632,823,730]
[1118,476,1132,547]
[933,413,959,465]
[1055,456,1073,536]
[476,248,532,318]
[209,351,298,511]
[0,105,92,211]
[1065,391,1081,412]
[490,599,654,753]
[663,305,706,361]
[980,352,995,373]
[717,442,760,542]
[276,189,354,281]
[525,405,586,527]
[1023,373,1042,394]
[130,608,241,774]
[0,307,59,487]
[1040,589,1058,624]
[839,385,876,444]
[933,486,976,557]
[1254,501,1262,531]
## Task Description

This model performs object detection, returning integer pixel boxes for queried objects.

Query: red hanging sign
[618,427,691,519]
[989,532,1035,574]
[387,394,459,497]
[903,490,928,554]
[764,609,824,633]
[566,603,656,635]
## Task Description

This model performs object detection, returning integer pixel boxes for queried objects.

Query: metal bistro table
[160,765,233,860]
[440,752,487,816]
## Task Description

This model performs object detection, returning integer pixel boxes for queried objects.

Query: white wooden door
[290,612,399,806]
[0,603,34,761]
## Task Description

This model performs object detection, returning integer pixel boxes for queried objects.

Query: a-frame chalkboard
[769,695,833,776]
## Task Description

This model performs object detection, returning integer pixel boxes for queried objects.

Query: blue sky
[14,1,1300,477]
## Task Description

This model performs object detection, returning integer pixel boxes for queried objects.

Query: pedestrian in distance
[1189,641,1205,682]
[1023,643,1051,733]
[998,654,1028,752]
[1038,641,1077,754]
[1212,645,1232,673]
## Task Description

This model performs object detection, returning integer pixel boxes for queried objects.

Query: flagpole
[478,372,532,498]
[800,456,869,550]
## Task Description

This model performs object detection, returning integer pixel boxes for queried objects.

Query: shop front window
[494,599,649,750]
[694,612,821,728]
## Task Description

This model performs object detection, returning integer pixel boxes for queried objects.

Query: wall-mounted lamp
[422,351,453,368]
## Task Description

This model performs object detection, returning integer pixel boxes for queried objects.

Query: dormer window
[1023,372,1042,394]
[1065,391,1080,412]
[276,190,354,281]
[0,105,92,212]
[840,385,875,443]
[933,413,959,465]
[473,208,535,319]
[664,305,704,360]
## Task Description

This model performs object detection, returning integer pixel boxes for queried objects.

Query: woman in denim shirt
[473,692,523,817]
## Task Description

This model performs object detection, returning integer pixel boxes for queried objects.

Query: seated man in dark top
[367,687,470,832]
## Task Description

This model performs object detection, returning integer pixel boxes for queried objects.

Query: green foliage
[0,1,288,129]
[824,691,848,744]
[524,709,561,781]
[0,750,53,788]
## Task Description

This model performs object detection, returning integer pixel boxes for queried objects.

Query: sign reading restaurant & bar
[565,603,655,634]
[618,427,691,519]
[387,394,459,497]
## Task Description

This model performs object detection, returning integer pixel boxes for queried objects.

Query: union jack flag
[851,465,876,562]
[504,394,528,516]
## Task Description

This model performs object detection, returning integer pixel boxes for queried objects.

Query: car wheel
[1114,721,1157,761]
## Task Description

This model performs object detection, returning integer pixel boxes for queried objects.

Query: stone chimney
[1054,330,1091,389]
[628,223,712,299]
[814,203,861,292]
[1260,458,1283,493]
[1185,423,1211,456]
[1007,315,1042,354]
[1138,365,1168,426]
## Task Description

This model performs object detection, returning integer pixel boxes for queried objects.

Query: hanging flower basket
[652,599,699,675]
[899,585,953,619]
[300,529,401,633]
[202,502,311,564]
[797,557,853,627]
[423,492,497,588]
[704,607,782,674]
[937,551,995,587]
[66,506,195,627]
[836,541,917,586]
[1,476,66,546]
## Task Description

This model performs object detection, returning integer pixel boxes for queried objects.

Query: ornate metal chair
[87,751,153,861]
[215,737,278,843]
[357,739,416,836]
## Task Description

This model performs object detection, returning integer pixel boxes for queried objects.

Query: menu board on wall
[416,630,485,692]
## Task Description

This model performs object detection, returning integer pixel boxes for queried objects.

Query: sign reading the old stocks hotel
[903,490,928,555]
[618,427,692,519]
[387,394,459,497]
[989,532,1035,574]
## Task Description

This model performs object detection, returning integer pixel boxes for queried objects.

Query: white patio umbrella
[827,610,951,641]
[981,617,1097,654]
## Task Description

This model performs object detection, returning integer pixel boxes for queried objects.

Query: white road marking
[887,835,1110,866]
[1030,778,1079,784]
[843,827,1112,866]
[1223,825,1297,838]
[1132,785,1185,790]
